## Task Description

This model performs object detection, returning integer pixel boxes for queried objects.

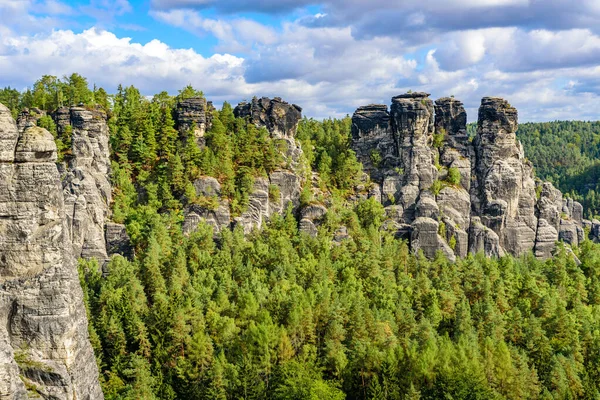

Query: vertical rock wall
[351,94,593,260]
[55,106,113,263]
[0,104,103,399]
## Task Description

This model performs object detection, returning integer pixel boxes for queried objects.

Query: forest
[3,76,600,399]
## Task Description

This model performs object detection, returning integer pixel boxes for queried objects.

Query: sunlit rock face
[0,103,103,400]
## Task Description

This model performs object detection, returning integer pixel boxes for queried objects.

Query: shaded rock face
[234,97,302,139]
[351,94,593,259]
[55,106,112,263]
[175,97,213,147]
[0,104,103,399]
[351,105,394,181]
[105,222,133,260]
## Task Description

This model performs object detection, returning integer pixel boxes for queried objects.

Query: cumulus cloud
[1,0,600,121]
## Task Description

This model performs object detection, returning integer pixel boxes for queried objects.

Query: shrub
[447,167,461,186]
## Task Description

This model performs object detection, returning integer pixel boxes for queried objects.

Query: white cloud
[151,9,277,53]
[1,1,600,122]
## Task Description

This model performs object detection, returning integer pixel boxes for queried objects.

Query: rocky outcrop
[234,97,302,139]
[351,94,595,259]
[0,104,103,399]
[351,104,394,181]
[174,97,213,147]
[56,106,112,263]
[17,108,46,133]
[471,97,538,256]
[183,97,308,236]
[183,177,231,235]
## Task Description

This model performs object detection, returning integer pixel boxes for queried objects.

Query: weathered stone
[105,222,133,259]
[234,97,302,139]
[0,104,19,162]
[415,194,439,220]
[351,104,394,181]
[471,97,537,256]
[183,202,231,235]
[534,218,558,259]
[444,220,469,258]
[59,106,112,263]
[299,218,318,237]
[14,125,57,163]
[17,107,45,133]
[269,170,302,215]
[390,92,437,191]
[468,217,505,258]
[437,185,470,230]
[411,217,455,262]
[175,97,211,147]
[237,178,270,234]
[350,93,594,260]
[0,107,103,399]
[301,204,327,221]
[193,176,222,197]
[559,219,579,246]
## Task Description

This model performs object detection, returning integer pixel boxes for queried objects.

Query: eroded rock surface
[0,104,103,399]
[56,106,112,263]
[351,93,595,259]
[175,97,213,147]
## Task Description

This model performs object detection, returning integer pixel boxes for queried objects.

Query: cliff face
[55,106,113,264]
[0,104,103,399]
[351,94,594,260]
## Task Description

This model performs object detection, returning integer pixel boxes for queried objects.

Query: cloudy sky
[1,0,599,121]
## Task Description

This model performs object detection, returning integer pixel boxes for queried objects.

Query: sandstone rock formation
[0,104,103,399]
[55,106,112,263]
[175,97,214,147]
[351,93,595,259]
[234,97,302,139]
[183,97,307,236]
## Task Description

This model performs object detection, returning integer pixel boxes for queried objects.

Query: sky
[1,0,600,121]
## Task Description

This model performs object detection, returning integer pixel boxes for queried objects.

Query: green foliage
[355,197,385,229]
[430,179,445,196]
[8,74,600,400]
[80,206,600,399]
[447,166,461,186]
[269,184,281,202]
[369,149,382,167]
[514,121,600,217]
[297,116,362,191]
[432,131,445,148]
[449,234,457,250]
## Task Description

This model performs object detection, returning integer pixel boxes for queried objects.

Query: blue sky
[1,0,600,121]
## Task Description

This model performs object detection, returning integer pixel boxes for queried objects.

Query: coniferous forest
[3,76,600,399]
